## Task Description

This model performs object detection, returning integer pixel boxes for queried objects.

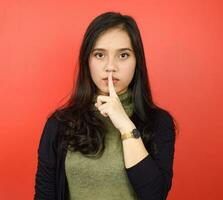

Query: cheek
[89,60,103,81]
[121,61,136,78]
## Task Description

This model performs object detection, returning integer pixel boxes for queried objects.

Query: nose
[105,57,117,73]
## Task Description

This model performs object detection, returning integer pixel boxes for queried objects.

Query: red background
[0,0,222,199]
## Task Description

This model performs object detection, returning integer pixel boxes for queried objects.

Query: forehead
[93,28,133,49]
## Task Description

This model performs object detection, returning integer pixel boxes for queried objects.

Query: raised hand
[94,71,133,132]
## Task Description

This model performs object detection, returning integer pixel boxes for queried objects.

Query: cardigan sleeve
[34,116,58,200]
[125,110,176,200]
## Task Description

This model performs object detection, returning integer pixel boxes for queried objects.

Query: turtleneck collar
[92,88,133,117]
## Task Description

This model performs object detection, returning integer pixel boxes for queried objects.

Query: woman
[34,11,177,200]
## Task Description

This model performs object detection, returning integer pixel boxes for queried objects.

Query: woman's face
[88,27,136,96]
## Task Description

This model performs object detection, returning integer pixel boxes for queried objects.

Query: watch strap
[121,131,134,140]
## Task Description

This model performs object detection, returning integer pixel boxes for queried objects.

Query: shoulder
[153,108,175,129]
[43,115,59,136]
[151,108,176,141]
[38,115,60,149]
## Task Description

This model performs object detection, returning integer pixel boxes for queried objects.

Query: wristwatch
[121,128,141,140]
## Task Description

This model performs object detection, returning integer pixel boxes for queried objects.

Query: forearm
[119,121,149,169]
[118,111,176,200]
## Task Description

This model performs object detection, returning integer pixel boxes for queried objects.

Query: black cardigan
[34,109,176,200]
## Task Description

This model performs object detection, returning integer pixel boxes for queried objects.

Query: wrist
[119,121,136,135]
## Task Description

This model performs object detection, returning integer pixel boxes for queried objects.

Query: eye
[94,52,104,59]
[119,52,129,59]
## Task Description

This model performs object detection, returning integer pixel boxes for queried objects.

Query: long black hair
[49,11,177,156]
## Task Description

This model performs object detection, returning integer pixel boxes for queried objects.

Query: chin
[96,87,108,95]
[96,85,114,95]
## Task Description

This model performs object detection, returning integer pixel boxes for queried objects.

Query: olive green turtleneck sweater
[65,88,138,200]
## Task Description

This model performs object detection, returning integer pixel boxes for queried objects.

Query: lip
[102,79,119,84]
[102,76,119,81]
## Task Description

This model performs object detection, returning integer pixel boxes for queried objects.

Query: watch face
[132,128,141,138]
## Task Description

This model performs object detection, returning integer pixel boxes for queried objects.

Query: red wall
[0,0,222,199]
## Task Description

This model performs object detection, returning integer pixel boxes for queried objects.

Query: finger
[97,104,109,117]
[101,110,108,117]
[108,71,118,98]
[97,103,108,112]
[96,95,110,107]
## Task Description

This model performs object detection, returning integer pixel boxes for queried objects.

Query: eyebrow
[91,48,133,53]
